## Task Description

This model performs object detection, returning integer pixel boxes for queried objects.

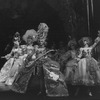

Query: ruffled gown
[74,47,100,85]
[11,46,69,96]
[0,46,25,86]
[43,59,69,96]
[10,45,36,93]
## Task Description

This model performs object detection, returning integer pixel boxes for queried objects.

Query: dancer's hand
[5,54,11,60]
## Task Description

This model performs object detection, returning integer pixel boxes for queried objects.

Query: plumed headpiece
[38,23,49,33]
[22,29,38,42]
[37,23,49,41]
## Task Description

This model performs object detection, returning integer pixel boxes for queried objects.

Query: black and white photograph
[0,0,100,100]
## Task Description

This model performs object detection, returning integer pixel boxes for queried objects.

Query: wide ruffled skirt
[0,56,25,86]
[43,61,69,97]
[5,57,24,85]
[74,57,100,85]
[0,58,14,83]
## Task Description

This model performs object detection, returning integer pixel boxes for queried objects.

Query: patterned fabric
[0,58,14,83]
[74,57,100,85]
[11,66,33,93]
[0,46,25,85]
[43,60,69,97]
[72,36,100,86]
[11,56,47,93]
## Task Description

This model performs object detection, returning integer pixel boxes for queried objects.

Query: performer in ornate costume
[36,23,68,96]
[0,32,26,90]
[43,59,69,97]
[75,34,100,85]
[0,33,22,85]
[59,38,78,84]
[10,23,53,94]
[11,29,38,93]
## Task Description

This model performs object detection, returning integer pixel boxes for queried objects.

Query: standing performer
[35,23,50,95]
[60,38,78,84]
[0,32,25,89]
[10,29,38,93]
[36,23,68,96]
[73,35,100,96]
[58,38,79,96]
[43,59,69,97]
[76,34,100,85]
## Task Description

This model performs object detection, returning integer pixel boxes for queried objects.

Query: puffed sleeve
[78,48,82,58]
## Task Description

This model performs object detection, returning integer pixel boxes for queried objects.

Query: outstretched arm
[91,37,100,49]
[1,49,14,60]
[91,32,100,49]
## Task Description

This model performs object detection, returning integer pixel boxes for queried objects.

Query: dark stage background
[0,0,99,57]
[0,0,99,100]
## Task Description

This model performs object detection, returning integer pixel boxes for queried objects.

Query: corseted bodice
[80,47,92,58]
[12,47,23,58]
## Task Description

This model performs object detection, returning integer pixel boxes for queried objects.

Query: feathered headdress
[37,23,49,41]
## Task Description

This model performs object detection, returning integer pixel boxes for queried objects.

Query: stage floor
[0,91,100,100]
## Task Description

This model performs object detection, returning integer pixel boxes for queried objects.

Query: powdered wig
[78,37,92,47]
[22,29,38,43]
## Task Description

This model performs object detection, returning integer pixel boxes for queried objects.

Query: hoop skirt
[0,56,24,86]
[74,57,100,85]
[43,60,68,97]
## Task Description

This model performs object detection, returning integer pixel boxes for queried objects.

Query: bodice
[80,47,92,57]
[12,47,23,58]
[26,45,34,55]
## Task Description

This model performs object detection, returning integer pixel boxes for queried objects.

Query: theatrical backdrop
[0,0,99,56]
[0,0,100,100]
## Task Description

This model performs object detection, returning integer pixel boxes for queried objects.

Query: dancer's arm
[77,48,82,58]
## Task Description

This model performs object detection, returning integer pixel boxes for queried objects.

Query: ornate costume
[11,29,39,93]
[62,39,79,84]
[43,59,68,96]
[0,32,25,86]
[75,36,100,85]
